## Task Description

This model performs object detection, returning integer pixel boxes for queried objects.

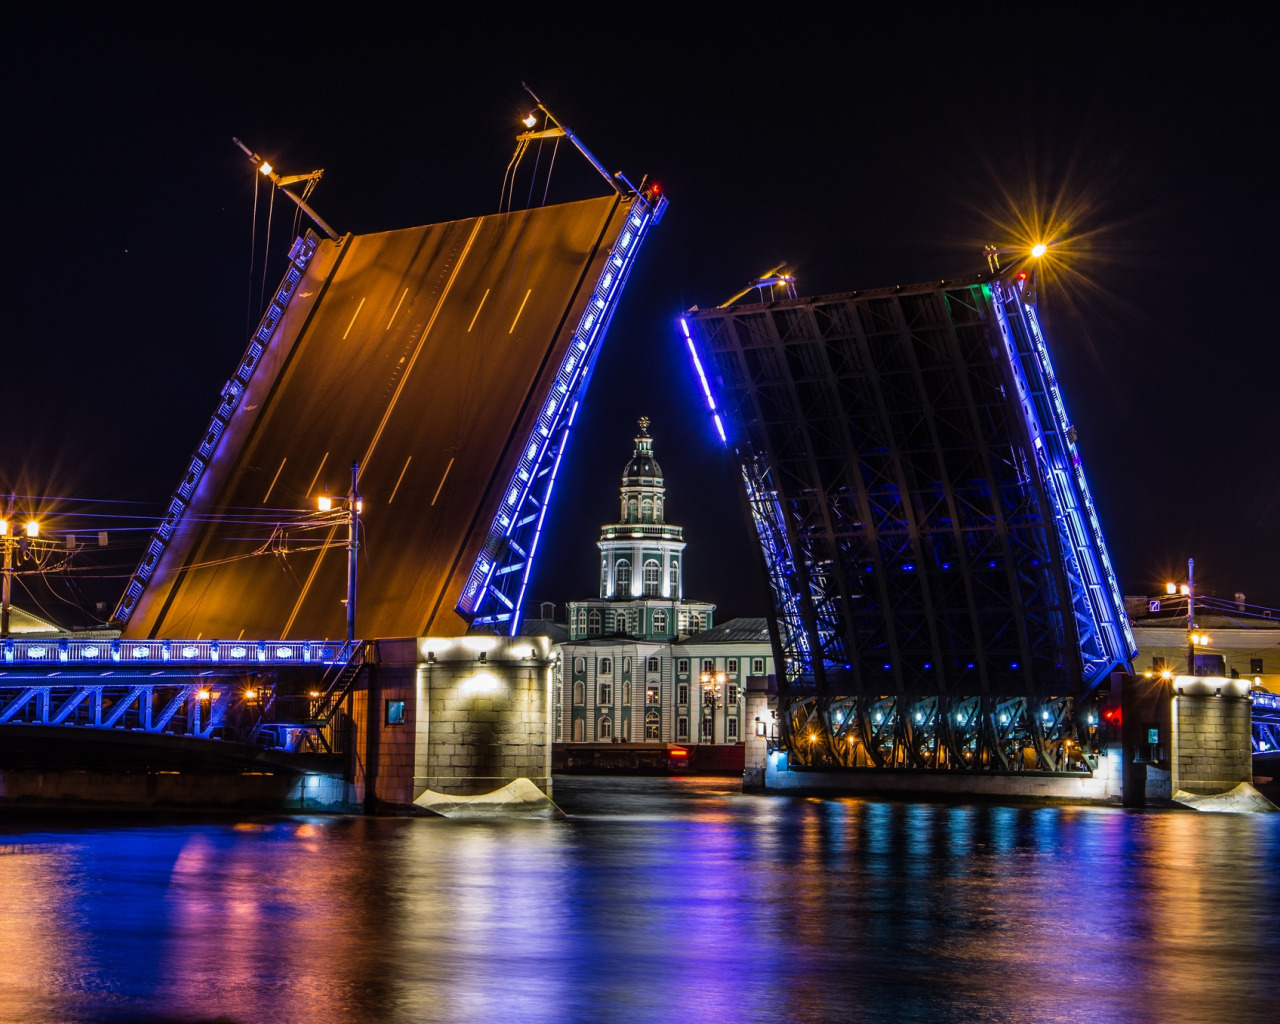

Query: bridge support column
[1170,676,1253,798]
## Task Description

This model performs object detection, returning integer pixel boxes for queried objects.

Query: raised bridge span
[116,189,665,641]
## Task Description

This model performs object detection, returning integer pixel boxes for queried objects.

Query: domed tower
[599,417,684,602]
[566,417,714,641]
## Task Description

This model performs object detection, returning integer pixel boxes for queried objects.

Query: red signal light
[650,182,662,195]
[1018,271,1028,281]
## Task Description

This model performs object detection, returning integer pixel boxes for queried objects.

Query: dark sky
[5,10,1277,629]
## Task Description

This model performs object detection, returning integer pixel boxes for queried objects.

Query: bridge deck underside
[692,283,1077,701]
[125,195,627,640]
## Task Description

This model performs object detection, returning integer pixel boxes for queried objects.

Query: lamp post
[1165,557,1197,676]
[1,498,43,639]
[319,462,362,646]
[700,668,725,744]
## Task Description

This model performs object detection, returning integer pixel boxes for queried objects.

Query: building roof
[676,617,771,645]
[520,618,570,644]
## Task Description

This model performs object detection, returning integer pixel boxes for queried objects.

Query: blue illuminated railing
[113,234,321,626]
[990,279,1137,687]
[2,637,350,666]
[461,193,668,631]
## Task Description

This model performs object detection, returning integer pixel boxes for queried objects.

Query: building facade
[553,419,774,745]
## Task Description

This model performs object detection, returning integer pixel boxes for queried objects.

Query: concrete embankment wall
[761,752,1123,802]
[0,768,351,812]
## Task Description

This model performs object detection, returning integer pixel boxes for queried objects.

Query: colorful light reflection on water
[1,777,1278,1024]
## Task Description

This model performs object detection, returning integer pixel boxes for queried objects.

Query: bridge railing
[2,638,351,666]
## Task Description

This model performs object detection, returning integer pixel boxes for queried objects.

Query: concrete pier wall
[352,636,554,809]
[1171,677,1253,796]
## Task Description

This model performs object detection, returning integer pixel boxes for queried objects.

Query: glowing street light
[522,112,537,128]
[24,521,38,538]
[1030,243,1048,258]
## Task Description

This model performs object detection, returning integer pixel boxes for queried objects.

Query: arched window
[622,681,631,705]
[641,499,653,523]
[645,710,661,740]
[647,656,660,673]
[627,499,638,522]
[573,681,584,705]
[616,560,631,590]
[643,559,661,596]
[588,610,601,635]
[576,609,588,634]
[669,561,679,591]
[623,656,631,673]
[573,718,584,742]
[655,498,663,522]
[600,560,609,598]
[689,613,702,634]
[574,657,585,674]
[598,716,612,740]
[653,610,667,634]
[599,657,612,674]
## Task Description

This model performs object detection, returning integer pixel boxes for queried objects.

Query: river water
[1,777,1277,1024]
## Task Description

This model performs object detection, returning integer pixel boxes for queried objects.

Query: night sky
[5,11,1276,630]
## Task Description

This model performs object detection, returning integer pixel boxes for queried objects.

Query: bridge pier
[350,636,554,812]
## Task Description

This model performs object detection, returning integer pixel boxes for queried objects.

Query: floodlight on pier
[522,112,537,128]
[25,521,38,538]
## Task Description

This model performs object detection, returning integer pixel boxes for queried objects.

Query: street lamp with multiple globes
[1165,557,1201,676]
[699,668,726,743]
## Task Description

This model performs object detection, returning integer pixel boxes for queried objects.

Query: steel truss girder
[0,681,232,738]
[462,194,668,633]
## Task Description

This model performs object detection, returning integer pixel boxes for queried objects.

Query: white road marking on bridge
[386,288,408,330]
[509,288,533,334]
[388,456,413,505]
[305,453,330,499]
[342,296,367,340]
[262,457,288,504]
[467,288,490,333]
[357,218,485,483]
[431,457,456,506]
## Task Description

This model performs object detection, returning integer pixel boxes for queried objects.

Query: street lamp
[700,668,726,743]
[317,462,363,645]
[1165,557,1199,676]
[1,501,47,638]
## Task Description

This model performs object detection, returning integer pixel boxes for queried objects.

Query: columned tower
[568,418,713,641]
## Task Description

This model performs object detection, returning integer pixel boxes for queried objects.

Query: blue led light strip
[461,194,668,630]
[2,637,349,666]
[680,318,727,443]
[112,234,320,626]
[989,281,1136,685]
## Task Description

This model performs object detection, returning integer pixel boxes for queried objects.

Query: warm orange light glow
[1180,584,1191,596]
[244,689,258,700]
[197,689,211,701]
[259,162,273,176]
[318,496,332,511]
[309,690,321,699]
[1031,243,1047,258]
[24,521,38,538]
[1160,669,1173,680]
[522,112,537,128]
[0,520,7,536]
[1166,582,1177,595]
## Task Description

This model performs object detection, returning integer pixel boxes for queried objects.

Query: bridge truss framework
[684,274,1137,772]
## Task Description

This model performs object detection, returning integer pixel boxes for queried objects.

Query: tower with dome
[552,419,775,751]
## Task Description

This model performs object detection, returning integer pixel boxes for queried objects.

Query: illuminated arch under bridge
[682,273,1137,772]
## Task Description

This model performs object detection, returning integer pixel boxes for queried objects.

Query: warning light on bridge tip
[258,162,273,176]
[522,112,537,128]
[1031,243,1047,258]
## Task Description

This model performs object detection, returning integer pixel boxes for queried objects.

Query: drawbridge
[683,269,1138,773]
[115,181,665,641]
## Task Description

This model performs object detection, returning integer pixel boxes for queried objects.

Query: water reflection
[0,782,1277,1023]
